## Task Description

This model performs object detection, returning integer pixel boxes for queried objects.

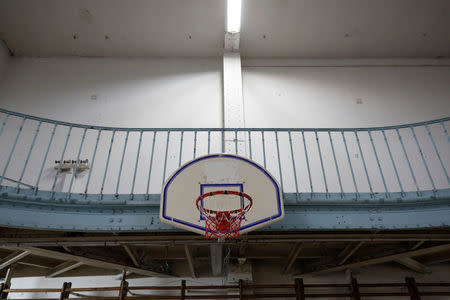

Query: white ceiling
[0,0,449,58]
[0,0,226,57]
[240,0,450,58]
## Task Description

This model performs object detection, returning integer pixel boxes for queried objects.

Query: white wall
[0,40,10,81]
[243,64,450,128]
[0,57,223,127]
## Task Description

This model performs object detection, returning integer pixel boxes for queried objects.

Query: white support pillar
[223,52,245,154]
[223,52,244,128]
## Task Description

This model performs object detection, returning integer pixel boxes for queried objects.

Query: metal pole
[275,131,284,191]
[368,130,389,197]
[425,125,450,186]
[193,130,197,158]
[67,128,87,199]
[145,131,157,198]
[288,131,300,198]
[34,124,57,195]
[355,131,373,196]
[0,114,9,138]
[341,131,358,197]
[302,131,314,195]
[161,131,170,188]
[51,126,72,198]
[382,130,404,195]
[396,129,420,194]
[410,127,436,191]
[84,129,102,197]
[0,118,26,187]
[261,131,267,168]
[315,131,328,196]
[115,131,130,195]
[328,131,343,196]
[248,130,253,160]
[130,130,144,198]
[100,130,116,199]
[17,121,41,192]
[178,131,184,167]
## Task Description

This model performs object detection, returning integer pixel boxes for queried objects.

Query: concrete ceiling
[0,0,449,58]
[241,0,450,58]
[0,0,226,57]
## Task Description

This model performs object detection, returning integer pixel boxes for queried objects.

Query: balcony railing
[0,108,449,231]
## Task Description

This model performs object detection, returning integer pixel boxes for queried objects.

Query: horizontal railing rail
[1,278,450,299]
[0,108,449,205]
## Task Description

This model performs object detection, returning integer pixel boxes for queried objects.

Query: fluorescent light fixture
[227,0,241,32]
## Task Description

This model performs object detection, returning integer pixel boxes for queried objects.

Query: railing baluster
[207,130,211,155]
[100,130,116,199]
[396,128,420,194]
[146,131,157,198]
[275,131,284,191]
[248,130,253,160]
[130,130,144,198]
[115,131,130,195]
[302,131,314,195]
[0,118,26,187]
[235,130,238,155]
[315,131,328,196]
[17,121,41,192]
[221,129,225,153]
[368,130,389,198]
[426,124,450,186]
[382,130,404,194]
[161,131,171,188]
[66,128,87,199]
[341,131,358,197]
[261,131,267,168]
[442,121,450,144]
[0,114,9,137]
[288,131,299,198]
[34,124,57,194]
[411,127,436,191]
[84,130,102,197]
[355,131,373,196]
[193,131,197,158]
[178,131,184,167]
[51,126,73,198]
[328,131,343,197]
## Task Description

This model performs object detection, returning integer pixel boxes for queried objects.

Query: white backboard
[160,154,284,236]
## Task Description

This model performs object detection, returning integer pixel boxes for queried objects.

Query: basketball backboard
[160,154,284,238]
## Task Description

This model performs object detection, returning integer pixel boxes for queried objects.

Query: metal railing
[2,278,450,299]
[0,108,449,204]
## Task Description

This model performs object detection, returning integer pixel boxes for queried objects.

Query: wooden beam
[395,257,430,273]
[337,242,364,265]
[295,243,450,277]
[411,241,425,250]
[295,278,305,300]
[3,247,171,277]
[47,261,83,278]
[123,245,140,267]
[0,251,30,270]
[405,277,421,300]
[350,275,361,300]
[184,245,196,278]
[59,282,71,300]
[283,242,303,274]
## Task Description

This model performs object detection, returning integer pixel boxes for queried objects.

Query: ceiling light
[227,0,241,33]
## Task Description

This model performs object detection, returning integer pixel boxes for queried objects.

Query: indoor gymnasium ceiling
[0,0,226,57]
[0,0,449,58]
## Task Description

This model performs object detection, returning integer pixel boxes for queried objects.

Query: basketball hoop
[196,190,253,241]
